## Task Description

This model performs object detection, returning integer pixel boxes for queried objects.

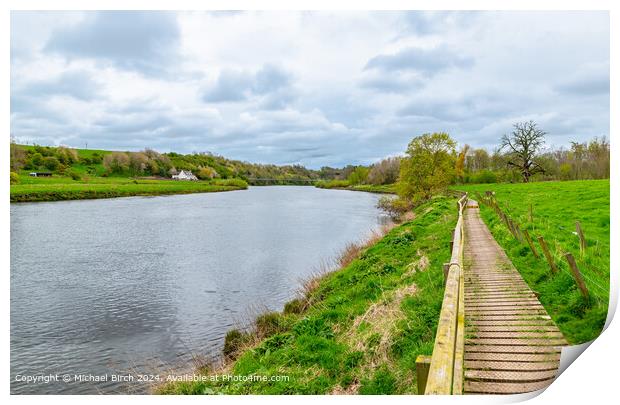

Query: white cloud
[10,10,610,168]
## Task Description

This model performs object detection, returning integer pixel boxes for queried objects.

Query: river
[10,186,385,394]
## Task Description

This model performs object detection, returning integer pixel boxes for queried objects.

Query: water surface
[10,186,384,394]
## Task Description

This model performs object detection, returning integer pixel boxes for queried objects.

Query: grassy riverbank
[316,180,397,194]
[11,176,248,202]
[158,195,457,394]
[455,179,609,344]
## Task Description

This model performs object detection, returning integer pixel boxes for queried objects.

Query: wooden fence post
[529,203,533,223]
[576,221,586,256]
[507,218,519,240]
[416,355,432,394]
[523,229,539,258]
[513,222,524,242]
[537,236,558,274]
[564,252,590,300]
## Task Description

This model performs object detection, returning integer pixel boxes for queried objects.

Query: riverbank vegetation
[158,195,458,394]
[11,177,247,202]
[455,180,609,344]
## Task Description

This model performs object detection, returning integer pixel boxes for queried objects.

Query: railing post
[416,355,432,394]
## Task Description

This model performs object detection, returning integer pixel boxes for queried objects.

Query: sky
[10,11,610,168]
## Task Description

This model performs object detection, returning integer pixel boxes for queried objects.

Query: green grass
[349,184,397,194]
[158,195,458,394]
[455,180,610,344]
[315,180,397,194]
[11,175,248,202]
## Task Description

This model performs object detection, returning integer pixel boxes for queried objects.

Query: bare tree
[500,121,546,182]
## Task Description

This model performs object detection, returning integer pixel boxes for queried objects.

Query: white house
[172,170,198,181]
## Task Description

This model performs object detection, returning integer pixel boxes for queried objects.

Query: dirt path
[462,201,566,395]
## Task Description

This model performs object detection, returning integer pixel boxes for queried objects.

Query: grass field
[159,195,457,394]
[455,180,610,344]
[11,175,248,202]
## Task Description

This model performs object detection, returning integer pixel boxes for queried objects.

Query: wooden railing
[418,193,468,395]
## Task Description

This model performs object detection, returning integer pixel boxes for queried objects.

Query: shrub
[103,152,130,174]
[10,143,26,171]
[255,312,291,338]
[67,170,82,181]
[10,172,19,184]
[223,329,249,359]
[316,179,350,189]
[90,153,103,164]
[473,170,497,184]
[30,152,44,167]
[347,166,369,185]
[56,147,78,165]
[197,166,218,180]
[376,196,412,221]
[283,298,306,314]
[211,178,248,188]
[42,156,60,171]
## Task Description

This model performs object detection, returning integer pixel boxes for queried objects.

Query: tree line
[374,121,610,219]
[9,143,332,183]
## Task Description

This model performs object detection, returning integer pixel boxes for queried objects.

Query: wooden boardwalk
[462,200,567,394]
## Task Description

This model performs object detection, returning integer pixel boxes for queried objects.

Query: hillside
[10,144,325,184]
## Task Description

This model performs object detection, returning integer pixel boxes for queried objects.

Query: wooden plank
[465,315,551,321]
[466,295,538,300]
[464,379,554,394]
[464,352,561,362]
[466,325,560,332]
[467,320,556,327]
[465,281,530,286]
[465,338,566,346]
[465,360,559,371]
[465,293,537,299]
[465,301,543,307]
[465,369,558,382]
[464,345,560,354]
[466,304,547,315]
[468,331,565,339]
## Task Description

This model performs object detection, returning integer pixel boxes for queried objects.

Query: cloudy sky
[10,11,609,168]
